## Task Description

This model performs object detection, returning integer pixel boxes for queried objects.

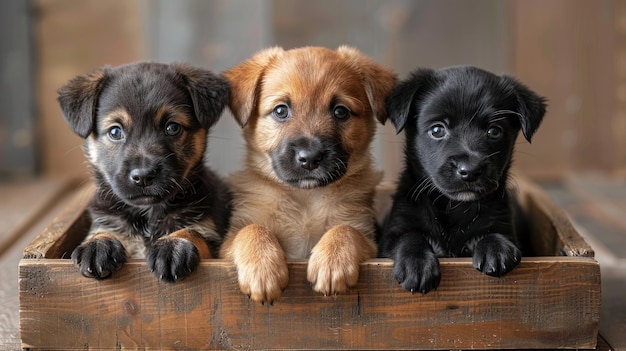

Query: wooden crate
[19,178,600,350]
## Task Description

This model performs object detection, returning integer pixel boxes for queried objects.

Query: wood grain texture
[517,177,595,257]
[19,258,600,350]
[22,182,94,260]
[18,177,601,350]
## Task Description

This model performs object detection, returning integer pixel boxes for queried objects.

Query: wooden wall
[512,0,622,179]
[33,0,626,180]
[34,0,145,177]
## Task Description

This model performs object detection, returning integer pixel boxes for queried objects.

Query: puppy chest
[274,200,333,258]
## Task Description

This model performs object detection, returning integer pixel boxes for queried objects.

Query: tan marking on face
[99,108,133,134]
[155,105,208,179]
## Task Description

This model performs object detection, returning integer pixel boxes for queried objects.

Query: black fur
[59,62,231,283]
[270,135,349,189]
[380,66,546,294]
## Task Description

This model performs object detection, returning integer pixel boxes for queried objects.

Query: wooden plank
[0,178,72,256]
[35,0,145,178]
[18,177,601,349]
[22,182,94,259]
[0,180,81,349]
[19,257,600,350]
[517,177,594,257]
[512,0,619,177]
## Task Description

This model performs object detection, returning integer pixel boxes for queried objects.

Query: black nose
[455,161,482,182]
[130,167,157,187]
[296,148,323,171]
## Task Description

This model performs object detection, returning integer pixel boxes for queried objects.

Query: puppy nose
[456,162,482,182]
[296,148,323,171]
[130,167,157,187]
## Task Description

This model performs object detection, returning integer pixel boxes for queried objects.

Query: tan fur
[220,224,289,303]
[168,229,212,259]
[307,224,377,295]
[221,46,396,303]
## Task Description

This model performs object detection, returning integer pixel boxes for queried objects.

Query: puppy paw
[392,247,440,294]
[226,224,289,304]
[307,225,376,296]
[71,233,127,279]
[146,236,200,283]
[472,233,521,277]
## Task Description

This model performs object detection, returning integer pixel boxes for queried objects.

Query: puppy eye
[165,122,183,136]
[333,105,351,120]
[272,104,290,121]
[428,124,448,140]
[487,125,503,140]
[108,126,124,141]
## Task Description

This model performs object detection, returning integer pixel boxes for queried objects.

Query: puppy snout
[130,167,158,187]
[289,137,324,171]
[296,148,323,171]
[454,161,482,182]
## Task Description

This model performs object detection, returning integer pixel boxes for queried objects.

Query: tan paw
[224,224,289,304]
[307,224,376,296]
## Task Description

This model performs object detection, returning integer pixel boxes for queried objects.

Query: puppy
[58,62,231,283]
[220,46,396,303]
[380,66,546,294]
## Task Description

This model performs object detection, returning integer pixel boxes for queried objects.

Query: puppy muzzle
[112,156,181,206]
[270,136,348,189]
[436,156,500,202]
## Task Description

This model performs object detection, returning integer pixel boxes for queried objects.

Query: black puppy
[380,66,546,294]
[58,62,231,283]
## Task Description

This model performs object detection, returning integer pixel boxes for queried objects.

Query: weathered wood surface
[19,257,600,350]
[22,182,94,260]
[516,177,595,257]
[18,177,602,350]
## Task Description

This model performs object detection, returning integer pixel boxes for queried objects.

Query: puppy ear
[501,75,547,142]
[174,63,230,130]
[223,47,284,127]
[57,67,109,138]
[337,45,397,125]
[386,68,437,134]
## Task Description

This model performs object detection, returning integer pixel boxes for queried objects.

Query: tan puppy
[220,46,396,303]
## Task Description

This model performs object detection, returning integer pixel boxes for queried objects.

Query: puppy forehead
[98,105,194,130]
[422,76,515,124]
[260,50,367,107]
[98,64,192,120]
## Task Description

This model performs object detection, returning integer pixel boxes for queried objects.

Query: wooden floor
[0,174,625,350]
[539,174,626,351]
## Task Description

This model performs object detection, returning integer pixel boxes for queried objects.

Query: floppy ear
[174,63,230,130]
[386,68,437,134]
[56,66,109,138]
[336,45,397,125]
[501,75,547,142]
[223,47,283,127]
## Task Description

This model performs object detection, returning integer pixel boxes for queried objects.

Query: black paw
[472,233,521,277]
[146,237,200,283]
[393,248,441,294]
[71,235,127,279]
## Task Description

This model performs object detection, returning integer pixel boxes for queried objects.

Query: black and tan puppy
[220,46,396,303]
[58,62,231,283]
[380,66,546,294]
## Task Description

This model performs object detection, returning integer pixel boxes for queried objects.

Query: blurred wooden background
[2,2,626,349]
[2,0,624,182]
